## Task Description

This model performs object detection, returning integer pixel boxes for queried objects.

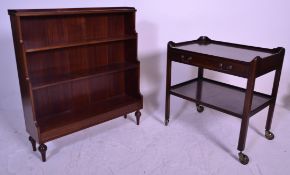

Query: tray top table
[165,36,285,165]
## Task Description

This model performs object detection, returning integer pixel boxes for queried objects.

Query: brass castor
[238,152,249,165]
[165,119,169,126]
[265,130,275,140]
[196,104,204,113]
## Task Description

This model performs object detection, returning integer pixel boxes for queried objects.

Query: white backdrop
[1,0,290,116]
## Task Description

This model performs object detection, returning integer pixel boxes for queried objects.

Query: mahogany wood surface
[168,37,284,78]
[9,7,142,162]
[165,36,285,164]
[170,78,272,118]
[176,43,272,62]
[8,7,136,16]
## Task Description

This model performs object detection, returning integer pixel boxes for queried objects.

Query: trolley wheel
[238,152,249,165]
[265,130,275,140]
[196,105,204,113]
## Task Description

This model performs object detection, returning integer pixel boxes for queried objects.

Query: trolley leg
[237,58,258,165]
[165,52,172,126]
[265,68,282,140]
[196,67,204,113]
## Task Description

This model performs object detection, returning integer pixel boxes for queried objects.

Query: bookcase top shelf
[8,7,136,16]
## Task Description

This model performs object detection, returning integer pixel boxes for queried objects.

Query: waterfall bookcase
[9,7,143,162]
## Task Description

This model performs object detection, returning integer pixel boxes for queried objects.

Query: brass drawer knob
[181,55,192,61]
[225,65,233,70]
[218,63,232,71]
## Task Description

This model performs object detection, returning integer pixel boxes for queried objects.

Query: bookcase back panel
[33,83,71,119]
[33,72,125,118]
[26,41,132,83]
[20,13,135,49]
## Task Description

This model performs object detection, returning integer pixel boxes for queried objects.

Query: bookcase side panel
[124,39,138,63]
[9,15,40,141]
[125,68,142,98]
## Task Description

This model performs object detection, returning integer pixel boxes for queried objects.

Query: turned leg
[135,111,141,125]
[265,68,282,140]
[28,136,36,151]
[124,114,127,119]
[38,143,47,162]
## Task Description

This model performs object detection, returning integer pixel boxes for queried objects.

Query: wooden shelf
[25,35,137,53]
[31,62,139,90]
[10,7,142,161]
[170,78,272,118]
[166,36,285,164]
[174,42,273,63]
[38,94,142,142]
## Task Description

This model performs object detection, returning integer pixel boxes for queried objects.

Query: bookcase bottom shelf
[170,78,272,118]
[38,95,142,142]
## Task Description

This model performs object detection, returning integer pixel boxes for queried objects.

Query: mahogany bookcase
[9,7,143,162]
[165,36,285,165]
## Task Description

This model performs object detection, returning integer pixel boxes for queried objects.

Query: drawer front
[169,50,249,77]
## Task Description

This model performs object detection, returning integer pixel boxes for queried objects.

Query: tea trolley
[165,36,285,165]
